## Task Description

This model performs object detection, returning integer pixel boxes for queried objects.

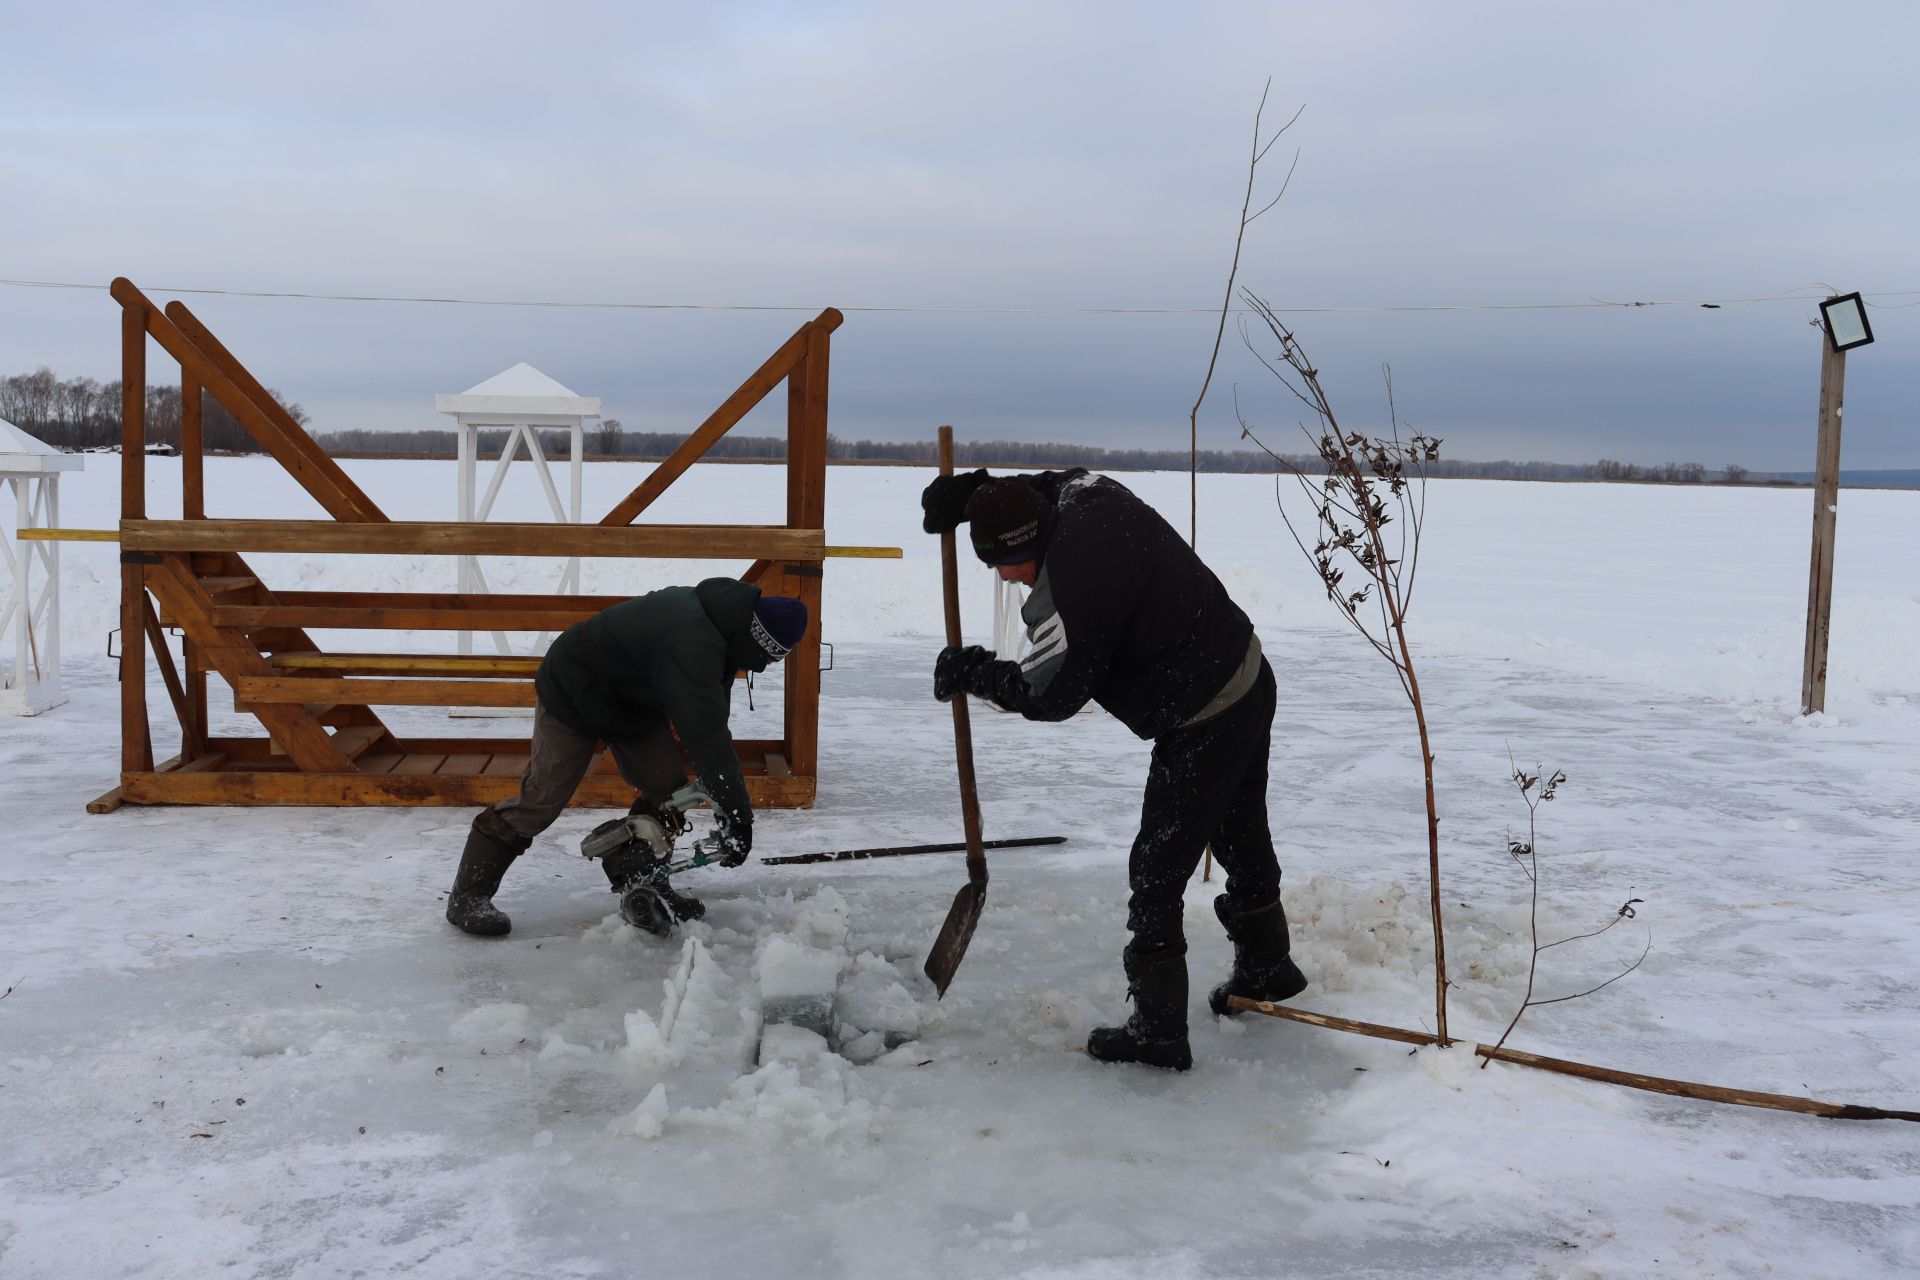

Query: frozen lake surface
[2,458,1917,1278]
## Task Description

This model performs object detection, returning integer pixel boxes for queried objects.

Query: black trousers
[1125,659,1282,953]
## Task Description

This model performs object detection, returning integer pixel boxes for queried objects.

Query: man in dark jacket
[444,577,808,937]
[923,469,1306,1071]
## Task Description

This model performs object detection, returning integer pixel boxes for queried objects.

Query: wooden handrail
[121,518,824,560]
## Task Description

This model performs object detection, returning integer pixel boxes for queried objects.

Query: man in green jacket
[444,578,808,937]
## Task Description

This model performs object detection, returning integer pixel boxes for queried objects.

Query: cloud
[2,1,1915,468]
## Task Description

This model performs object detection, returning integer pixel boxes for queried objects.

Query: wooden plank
[482,754,526,778]
[825,545,902,559]
[270,590,624,611]
[438,753,490,776]
[237,676,537,707]
[207,736,279,762]
[216,604,595,633]
[372,737,533,756]
[196,576,259,594]
[765,752,791,779]
[168,300,390,523]
[327,725,386,761]
[182,367,204,520]
[599,315,831,527]
[120,769,817,809]
[141,594,197,756]
[123,519,824,561]
[269,652,543,677]
[16,527,120,543]
[357,753,404,775]
[784,320,830,783]
[109,280,386,525]
[87,786,127,814]
[184,636,207,755]
[121,298,152,776]
[391,753,449,775]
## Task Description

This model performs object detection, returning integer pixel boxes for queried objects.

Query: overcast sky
[3,1,1916,469]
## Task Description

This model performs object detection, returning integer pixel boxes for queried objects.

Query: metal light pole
[1800,292,1874,716]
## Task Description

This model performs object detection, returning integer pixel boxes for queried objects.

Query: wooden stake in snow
[1227,997,1920,1124]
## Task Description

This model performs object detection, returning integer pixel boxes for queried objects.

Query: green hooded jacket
[533,577,770,832]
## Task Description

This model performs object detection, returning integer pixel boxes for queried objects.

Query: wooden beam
[108,280,387,524]
[120,769,817,809]
[122,518,824,561]
[237,675,538,707]
[14,528,120,543]
[269,652,543,677]
[121,296,152,776]
[182,367,204,520]
[167,300,390,523]
[268,590,625,612]
[599,308,842,527]
[141,594,197,756]
[19,532,892,557]
[215,604,598,633]
[327,725,387,761]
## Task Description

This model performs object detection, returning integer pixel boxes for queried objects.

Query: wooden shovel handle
[938,426,988,889]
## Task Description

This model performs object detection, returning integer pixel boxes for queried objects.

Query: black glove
[920,468,990,534]
[934,644,995,702]
[714,818,752,867]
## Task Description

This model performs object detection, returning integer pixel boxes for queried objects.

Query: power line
[2,276,1915,317]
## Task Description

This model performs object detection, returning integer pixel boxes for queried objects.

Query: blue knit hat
[751,595,808,661]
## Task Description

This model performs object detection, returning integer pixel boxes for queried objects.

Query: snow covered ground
[3,457,1918,1279]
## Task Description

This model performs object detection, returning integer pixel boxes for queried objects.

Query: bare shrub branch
[1484,763,1651,1065]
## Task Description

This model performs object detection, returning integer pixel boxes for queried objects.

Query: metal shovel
[922,425,990,997]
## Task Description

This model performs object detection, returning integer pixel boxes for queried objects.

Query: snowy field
[3,456,1919,1279]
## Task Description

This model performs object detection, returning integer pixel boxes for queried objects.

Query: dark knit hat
[750,595,808,661]
[964,478,1049,565]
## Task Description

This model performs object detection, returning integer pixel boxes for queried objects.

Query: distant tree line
[1,365,300,453]
[321,420,1784,484]
[4,366,1783,485]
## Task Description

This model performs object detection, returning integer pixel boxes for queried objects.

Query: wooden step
[196,575,259,595]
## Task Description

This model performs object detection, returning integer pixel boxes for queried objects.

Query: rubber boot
[445,811,531,937]
[1087,942,1193,1072]
[1208,894,1308,1017]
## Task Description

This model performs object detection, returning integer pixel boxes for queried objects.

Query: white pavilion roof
[0,417,82,472]
[434,363,600,423]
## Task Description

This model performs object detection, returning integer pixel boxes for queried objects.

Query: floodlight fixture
[1819,292,1874,352]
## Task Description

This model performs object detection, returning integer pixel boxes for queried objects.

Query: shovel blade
[922,880,987,998]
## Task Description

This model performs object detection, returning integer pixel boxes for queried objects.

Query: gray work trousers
[488,700,684,840]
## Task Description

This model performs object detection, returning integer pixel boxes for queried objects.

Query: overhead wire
[2,277,1915,317]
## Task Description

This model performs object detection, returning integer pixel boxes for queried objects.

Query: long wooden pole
[120,299,152,775]
[1801,333,1846,715]
[922,425,990,997]
[1228,997,1917,1123]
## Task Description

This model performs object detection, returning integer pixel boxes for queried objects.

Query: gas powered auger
[579,783,724,936]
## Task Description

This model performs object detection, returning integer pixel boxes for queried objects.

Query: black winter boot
[1208,894,1308,1016]
[445,812,531,937]
[1087,942,1193,1071]
[600,838,705,924]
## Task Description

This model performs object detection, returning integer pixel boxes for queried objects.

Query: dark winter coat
[969,469,1256,739]
[534,578,768,831]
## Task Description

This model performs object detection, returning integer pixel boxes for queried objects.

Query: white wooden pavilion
[1,418,82,715]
